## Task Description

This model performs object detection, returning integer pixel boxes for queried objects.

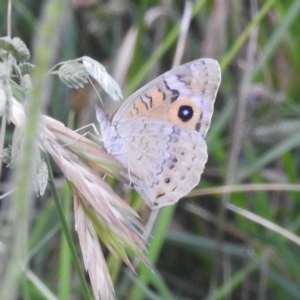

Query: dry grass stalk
[2,91,147,300]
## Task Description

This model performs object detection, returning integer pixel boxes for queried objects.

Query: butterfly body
[98,58,221,209]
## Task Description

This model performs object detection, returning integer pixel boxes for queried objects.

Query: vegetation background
[1,0,300,299]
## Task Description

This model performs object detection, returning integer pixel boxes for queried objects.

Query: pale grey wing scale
[114,118,208,209]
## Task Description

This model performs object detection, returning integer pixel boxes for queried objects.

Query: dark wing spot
[170,155,178,163]
[178,105,194,122]
[171,89,179,102]
[171,136,179,143]
[141,97,149,109]
[173,126,181,135]
[157,163,164,175]
[168,163,175,169]
[163,79,179,102]
[156,193,165,199]
[159,88,166,101]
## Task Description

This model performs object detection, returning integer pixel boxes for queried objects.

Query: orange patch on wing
[148,105,167,119]
[133,98,149,115]
[146,89,165,108]
[146,88,169,120]
[126,111,134,119]
[168,98,201,129]
[125,89,166,120]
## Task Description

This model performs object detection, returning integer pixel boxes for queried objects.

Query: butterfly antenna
[88,76,104,106]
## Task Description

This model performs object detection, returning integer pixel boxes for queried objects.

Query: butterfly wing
[101,58,221,208]
[113,58,221,138]
[113,118,208,208]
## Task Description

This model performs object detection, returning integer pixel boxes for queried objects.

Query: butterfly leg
[74,122,100,136]
[61,123,102,147]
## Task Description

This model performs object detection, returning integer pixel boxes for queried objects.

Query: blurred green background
[2,0,300,299]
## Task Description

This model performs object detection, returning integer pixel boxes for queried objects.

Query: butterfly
[97,58,221,209]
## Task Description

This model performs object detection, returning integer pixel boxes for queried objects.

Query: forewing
[113,58,221,138]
